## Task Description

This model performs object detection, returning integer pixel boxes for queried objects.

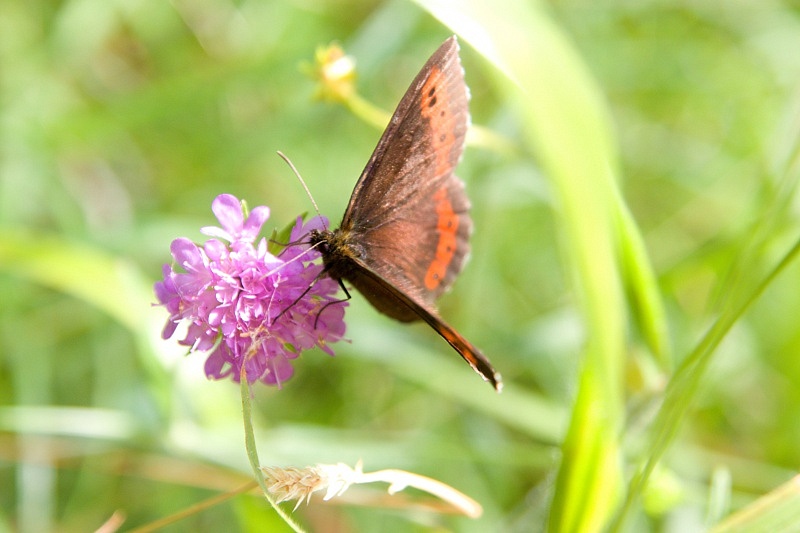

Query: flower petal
[212,194,244,232]
[241,205,270,242]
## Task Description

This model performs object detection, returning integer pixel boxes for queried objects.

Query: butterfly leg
[313,279,351,329]
[271,264,329,325]
[272,282,316,325]
[272,271,350,330]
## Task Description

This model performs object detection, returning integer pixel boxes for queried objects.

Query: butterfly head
[309,227,363,279]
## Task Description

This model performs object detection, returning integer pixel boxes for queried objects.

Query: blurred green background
[3,0,800,531]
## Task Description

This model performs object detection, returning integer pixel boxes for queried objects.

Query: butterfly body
[312,36,502,391]
[310,227,417,322]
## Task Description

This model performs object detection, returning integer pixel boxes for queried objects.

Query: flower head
[154,194,346,387]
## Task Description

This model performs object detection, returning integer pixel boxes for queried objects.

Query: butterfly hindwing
[346,255,501,390]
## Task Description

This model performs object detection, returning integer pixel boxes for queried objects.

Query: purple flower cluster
[154,194,346,387]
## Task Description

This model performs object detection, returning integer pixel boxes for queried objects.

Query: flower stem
[240,367,305,532]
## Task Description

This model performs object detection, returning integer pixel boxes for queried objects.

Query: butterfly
[308,36,502,391]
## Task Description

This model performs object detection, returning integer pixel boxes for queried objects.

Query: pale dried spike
[261,465,330,508]
[260,462,482,518]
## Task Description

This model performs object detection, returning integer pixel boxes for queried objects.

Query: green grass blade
[613,235,800,529]
[615,192,671,367]
[411,0,667,529]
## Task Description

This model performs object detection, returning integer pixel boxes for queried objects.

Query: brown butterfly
[309,36,502,391]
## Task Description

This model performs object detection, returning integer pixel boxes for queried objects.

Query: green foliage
[2,0,800,531]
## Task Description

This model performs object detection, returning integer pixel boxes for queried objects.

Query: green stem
[240,368,305,532]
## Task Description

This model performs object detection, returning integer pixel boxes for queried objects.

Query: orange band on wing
[425,187,459,290]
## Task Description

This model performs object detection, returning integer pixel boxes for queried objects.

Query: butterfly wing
[346,254,502,390]
[326,37,501,390]
[340,36,471,316]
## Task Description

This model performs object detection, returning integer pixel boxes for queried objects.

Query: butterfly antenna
[277,151,327,230]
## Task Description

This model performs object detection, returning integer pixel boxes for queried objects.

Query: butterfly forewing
[340,36,471,311]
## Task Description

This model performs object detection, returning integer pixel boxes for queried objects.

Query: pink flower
[154,194,346,387]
